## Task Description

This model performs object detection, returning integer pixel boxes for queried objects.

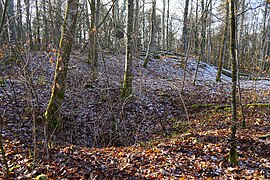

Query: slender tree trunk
[206,0,212,64]
[0,2,2,23]
[266,6,270,59]
[0,0,8,44]
[182,0,189,53]
[0,130,9,179]
[166,0,170,50]
[47,0,56,46]
[236,0,246,128]
[193,0,207,85]
[261,1,269,70]
[237,0,245,67]
[0,5,9,178]
[44,0,79,129]
[96,0,100,52]
[112,0,119,50]
[16,0,23,45]
[24,0,34,50]
[42,0,49,47]
[35,0,40,49]
[162,0,166,49]
[143,0,156,68]
[82,0,88,42]
[85,0,90,40]
[7,0,16,42]
[216,0,229,82]
[194,0,199,56]
[121,0,134,98]
[134,0,139,52]
[88,0,98,74]
[229,0,238,165]
[55,0,62,46]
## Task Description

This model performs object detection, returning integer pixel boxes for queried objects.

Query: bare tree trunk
[194,0,199,56]
[182,0,189,53]
[35,0,41,50]
[54,0,63,46]
[193,0,208,85]
[229,0,238,165]
[0,4,9,178]
[16,0,23,45]
[236,0,246,128]
[206,0,212,64]
[25,0,34,49]
[7,0,16,42]
[44,0,79,129]
[142,0,145,50]
[121,0,134,98]
[166,0,170,50]
[261,1,269,70]
[162,0,166,49]
[143,0,156,68]
[134,0,140,52]
[216,0,229,82]
[237,0,246,67]
[42,0,49,47]
[88,0,99,75]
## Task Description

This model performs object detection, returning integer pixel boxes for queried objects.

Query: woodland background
[0,0,270,179]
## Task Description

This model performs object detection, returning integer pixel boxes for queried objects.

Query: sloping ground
[0,50,270,179]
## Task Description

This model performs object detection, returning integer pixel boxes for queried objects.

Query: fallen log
[221,69,270,81]
[245,103,270,108]
[191,103,270,110]
[221,69,249,78]
[191,104,230,110]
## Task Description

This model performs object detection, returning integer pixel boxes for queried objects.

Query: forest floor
[0,49,270,179]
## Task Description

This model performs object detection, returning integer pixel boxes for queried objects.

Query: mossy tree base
[229,147,238,165]
[44,0,79,130]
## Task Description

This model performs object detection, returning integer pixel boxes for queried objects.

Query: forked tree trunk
[44,0,79,129]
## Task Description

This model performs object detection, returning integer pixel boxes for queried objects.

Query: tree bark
[44,0,79,129]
